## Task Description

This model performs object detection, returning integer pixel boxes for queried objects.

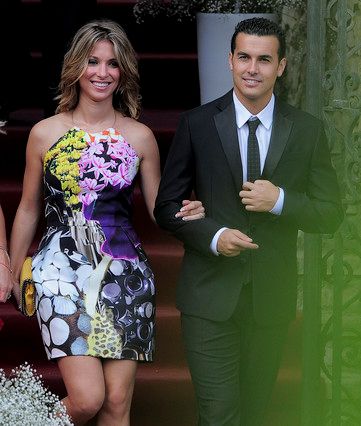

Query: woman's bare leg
[57,356,105,425]
[96,359,137,426]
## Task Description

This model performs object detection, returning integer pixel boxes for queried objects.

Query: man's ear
[228,52,233,71]
[277,57,287,77]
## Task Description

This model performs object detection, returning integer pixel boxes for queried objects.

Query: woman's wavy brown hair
[56,19,141,119]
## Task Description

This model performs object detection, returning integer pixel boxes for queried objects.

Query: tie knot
[247,118,260,134]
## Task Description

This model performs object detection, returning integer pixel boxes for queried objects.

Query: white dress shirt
[210,92,284,255]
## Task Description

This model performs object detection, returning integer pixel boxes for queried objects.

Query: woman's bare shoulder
[119,117,155,145]
[30,113,71,139]
[118,117,157,159]
[28,113,73,155]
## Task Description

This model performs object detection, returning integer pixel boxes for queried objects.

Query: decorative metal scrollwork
[320,0,361,424]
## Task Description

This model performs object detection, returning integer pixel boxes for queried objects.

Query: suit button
[250,225,256,233]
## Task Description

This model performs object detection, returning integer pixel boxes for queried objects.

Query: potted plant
[134,0,305,103]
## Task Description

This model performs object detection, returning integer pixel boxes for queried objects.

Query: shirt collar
[233,91,275,130]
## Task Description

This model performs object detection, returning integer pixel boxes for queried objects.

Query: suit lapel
[214,93,243,191]
[213,95,294,186]
[262,100,293,179]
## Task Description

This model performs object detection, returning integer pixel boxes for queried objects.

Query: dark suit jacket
[154,91,343,326]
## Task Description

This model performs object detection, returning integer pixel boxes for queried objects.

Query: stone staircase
[0,1,303,424]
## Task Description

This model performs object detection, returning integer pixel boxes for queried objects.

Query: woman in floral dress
[10,20,204,425]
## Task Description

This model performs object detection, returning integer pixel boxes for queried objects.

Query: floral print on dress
[44,129,86,209]
[33,128,155,362]
[78,128,139,206]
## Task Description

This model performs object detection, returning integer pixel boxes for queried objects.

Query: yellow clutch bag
[19,257,36,317]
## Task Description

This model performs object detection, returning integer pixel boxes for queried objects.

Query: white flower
[0,363,73,425]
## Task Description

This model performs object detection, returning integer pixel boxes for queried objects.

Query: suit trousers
[181,283,290,426]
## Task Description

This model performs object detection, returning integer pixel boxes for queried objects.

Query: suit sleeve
[154,113,223,256]
[281,123,343,233]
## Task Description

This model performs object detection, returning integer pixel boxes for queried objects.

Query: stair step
[6,108,182,130]
[0,299,304,374]
[21,0,136,5]
[0,179,180,243]
[0,360,302,426]
[0,304,187,366]
[0,182,183,306]
[0,360,196,426]
[0,181,185,308]
[31,50,198,61]
[20,55,199,110]
[132,366,197,426]
[21,0,197,54]
[1,300,302,369]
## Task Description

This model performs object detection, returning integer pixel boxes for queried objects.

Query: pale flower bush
[0,363,73,425]
[134,0,305,22]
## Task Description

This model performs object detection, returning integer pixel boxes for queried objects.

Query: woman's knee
[104,386,133,414]
[69,390,105,419]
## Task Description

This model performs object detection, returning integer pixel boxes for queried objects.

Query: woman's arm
[0,205,12,302]
[10,124,45,301]
[137,125,204,221]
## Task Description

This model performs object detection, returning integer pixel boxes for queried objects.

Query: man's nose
[247,59,258,75]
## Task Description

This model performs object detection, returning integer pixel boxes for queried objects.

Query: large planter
[197,13,278,104]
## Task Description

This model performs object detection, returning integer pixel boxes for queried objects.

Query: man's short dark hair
[231,18,286,60]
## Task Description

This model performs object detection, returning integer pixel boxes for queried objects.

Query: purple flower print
[78,129,139,197]
[88,156,112,180]
[79,178,106,206]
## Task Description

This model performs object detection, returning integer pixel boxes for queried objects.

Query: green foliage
[134,0,306,22]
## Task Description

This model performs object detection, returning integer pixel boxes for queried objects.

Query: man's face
[229,33,286,113]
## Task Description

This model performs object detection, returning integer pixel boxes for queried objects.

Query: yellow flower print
[71,151,81,160]
[45,129,87,209]
[68,195,80,207]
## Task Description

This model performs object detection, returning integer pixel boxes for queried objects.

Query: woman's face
[79,39,120,102]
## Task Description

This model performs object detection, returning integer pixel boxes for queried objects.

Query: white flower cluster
[0,363,73,426]
[134,0,305,22]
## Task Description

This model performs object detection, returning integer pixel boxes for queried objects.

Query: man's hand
[239,180,279,212]
[217,229,259,257]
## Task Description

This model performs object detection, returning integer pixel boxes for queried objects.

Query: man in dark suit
[154,18,343,425]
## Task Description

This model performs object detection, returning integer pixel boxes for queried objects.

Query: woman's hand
[0,263,13,303]
[175,200,205,221]
[12,278,20,306]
